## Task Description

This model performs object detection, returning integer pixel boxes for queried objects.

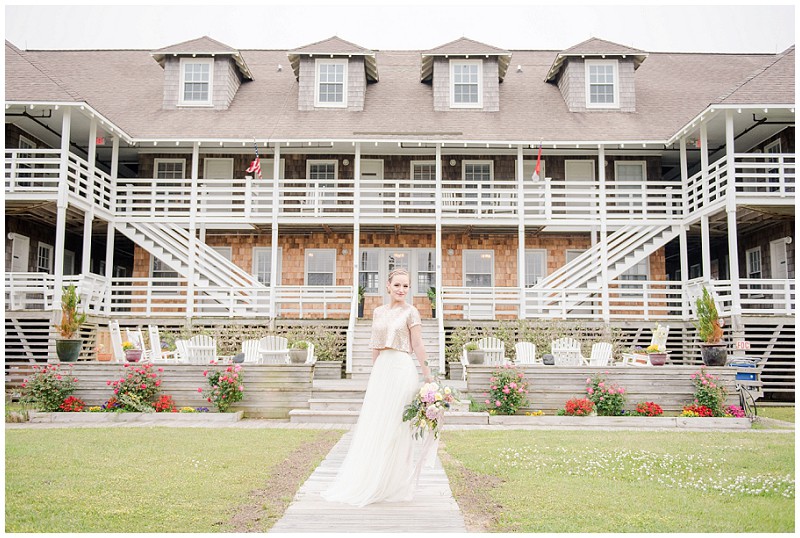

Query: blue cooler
[729,358,758,381]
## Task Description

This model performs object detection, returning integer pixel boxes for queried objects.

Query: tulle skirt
[322,348,419,507]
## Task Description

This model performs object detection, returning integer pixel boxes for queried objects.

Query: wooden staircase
[350,319,440,380]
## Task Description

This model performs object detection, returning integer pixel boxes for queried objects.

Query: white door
[565,160,595,214]
[63,249,76,276]
[202,158,234,210]
[9,233,30,272]
[770,239,789,279]
[361,159,387,213]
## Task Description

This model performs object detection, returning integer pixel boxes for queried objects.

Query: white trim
[314,58,348,108]
[449,59,483,109]
[306,159,339,180]
[154,158,186,179]
[746,246,762,279]
[463,249,494,287]
[304,248,337,286]
[36,242,54,273]
[614,160,647,181]
[764,139,782,153]
[211,246,232,260]
[461,160,495,181]
[178,57,214,107]
[585,59,619,109]
[18,135,36,150]
[524,249,548,287]
[253,246,282,285]
[410,160,437,180]
[202,157,234,179]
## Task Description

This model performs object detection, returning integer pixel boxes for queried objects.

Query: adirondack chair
[257,335,290,364]
[241,339,260,364]
[622,324,670,366]
[305,342,317,366]
[174,339,190,363]
[147,324,176,362]
[585,342,613,367]
[514,342,539,365]
[126,327,150,361]
[187,334,217,364]
[477,337,506,366]
[551,337,583,366]
[109,320,125,362]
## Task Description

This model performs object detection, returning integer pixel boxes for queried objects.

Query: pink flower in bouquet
[425,405,440,420]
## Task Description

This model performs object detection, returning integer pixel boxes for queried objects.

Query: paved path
[270,431,467,533]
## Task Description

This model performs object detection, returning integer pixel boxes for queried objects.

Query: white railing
[712,279,795,316]
[685,157,729,214]
[733,153,795,199]
[273,286,353,319]
[278,178,354,218]
[5,272,108,314]
[360,177,437,218]
[4,149,61,194]
[441,178,518,219]
[441,287,520,320]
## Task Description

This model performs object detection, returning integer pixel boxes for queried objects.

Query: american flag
[246,142,262,179]
[531,141,542,181]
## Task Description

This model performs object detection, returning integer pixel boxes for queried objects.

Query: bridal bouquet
[402,379,457,440]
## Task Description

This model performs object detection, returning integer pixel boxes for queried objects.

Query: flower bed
[486,415,751,429]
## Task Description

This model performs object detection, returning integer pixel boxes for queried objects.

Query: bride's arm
[409,324,432,381]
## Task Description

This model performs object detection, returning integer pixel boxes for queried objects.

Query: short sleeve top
[368,304,422,353]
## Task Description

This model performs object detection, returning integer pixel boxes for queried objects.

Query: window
[463,161,493,208]
[18,135,35,150]
[521,159,546,181]
[525,250,547,287]
[586,60,619,108]
[155,159,185,179]
[212,247,232,261]
[307,160,338,208]
[417,250,436,294]
[305,249,336,286]
[315,59,347,108]
[253,247,282,285]
[179,58,213,106]
[37,243,53,273]
[614,161,646,208]
[411,161,437,209]
[620,258,649,292]
[151,256,179,291]
[359,249,380,294]
[746,248,762,279]
[450,60,482,108]
[464,250,494,287]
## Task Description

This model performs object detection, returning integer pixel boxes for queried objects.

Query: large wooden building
[4,36,795,399]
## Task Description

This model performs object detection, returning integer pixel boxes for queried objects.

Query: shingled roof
[288,36,378,82]
[151,36,253,80]
[420,37,511,81]
[4,40,791,143]
[545,37,648,81]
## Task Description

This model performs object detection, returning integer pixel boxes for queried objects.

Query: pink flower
[21,383,26,388]
[586,377,592,383]
[491,385,497,390]
[598,382,604,388]
[495,400,502,407]
[690,374,696,379]
[106,380,112,386]
[113,389,119,394]
[619,388,625,394]
[56,375,62,380]
[203,370,208,377]
[197,387,203,393]
[140,384,147,389]
[587,387,594,394]
[510,382,517,389]
[155,380,161,387]
[158,367,164,372]
[238,385,244,391]
[702,380,708,385]
[485,399,490,405]
[73,378,78,382]
[608,388,615,395]
[207,397,212,402]
[503,388,510,394]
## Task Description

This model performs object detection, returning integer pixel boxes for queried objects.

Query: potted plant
[289,340,309,364]
[427,286,436,318]
[644,344,668,366]
[95,344,112,362]
[464,342,485,365]
[122,341,142,362]
[694,286,726,366]
[54,285,87,362]
[357,286,366,318]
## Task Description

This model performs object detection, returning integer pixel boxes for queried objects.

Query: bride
[322,268,432,507]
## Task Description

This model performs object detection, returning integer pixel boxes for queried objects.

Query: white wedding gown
[322,348,420,507]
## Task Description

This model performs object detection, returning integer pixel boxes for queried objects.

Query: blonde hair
[387,268,410,282]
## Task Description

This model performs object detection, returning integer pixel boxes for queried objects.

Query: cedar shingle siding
[297,56,366,111]
[162,56,241,110]
[556,58,635,112]
[432,57,500,112]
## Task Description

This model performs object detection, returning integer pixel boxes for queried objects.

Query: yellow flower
[444,387,452,395]
[435,393,443,401]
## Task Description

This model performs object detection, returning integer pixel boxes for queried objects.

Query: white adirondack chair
[585,342,613,367]
[109,320,125,362]
[257,335,290,364]
[551,337,583,366]
[241,339,260,364]
[147,324,175,362]
[187,334,216,364]
[305,342,317,365]
[514,342,539,365]
[174,339,190,363]
[477,337,506,366]
[622,324,670,366]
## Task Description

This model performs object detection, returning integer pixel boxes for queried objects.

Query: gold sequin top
[369,303,422,353]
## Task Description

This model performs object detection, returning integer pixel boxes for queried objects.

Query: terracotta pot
[648,353,667,366]
[97,353,113,362]
[125,349,143,362]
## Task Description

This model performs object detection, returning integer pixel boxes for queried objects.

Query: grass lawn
[441,430,795,533]
[5,427,341,533]
[758,406,795,423]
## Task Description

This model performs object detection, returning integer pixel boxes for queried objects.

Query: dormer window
[315,59,348,108]
[179,57,213,106]
[450,59,482,108]
[586,59,619,108]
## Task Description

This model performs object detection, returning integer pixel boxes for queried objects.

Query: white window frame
[150,256,179,293]
[746,247,762,279]
[764,140,782,154]
[178,57,213,107]
[525,249,548,287]
[450,59,483,109]
[314,58,348,108]
[463,249,494,287]
[37,242,53,273]
[416,249,436,296]
[18,135,36,150]
[154,158,186,179]
[585,59,619,109]
[620,258,649,294]
[252,247,282,286]
[305,249,337,286]
[359,249,381,295]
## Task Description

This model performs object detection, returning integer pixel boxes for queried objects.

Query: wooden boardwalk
[270,432,467,533]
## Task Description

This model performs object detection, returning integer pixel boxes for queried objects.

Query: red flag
[245,142,263,179]
[531,142,542,181]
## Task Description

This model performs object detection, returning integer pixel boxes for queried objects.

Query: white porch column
[435,143,444,372]
[597,144,610,321]
[701,215,711,279]
[81,211,93,274]
[725,110,744,334]
[87,116,97,208]
[110,135,119,214]
[679,137,690,318]
[269,143,281,321]
[187,142,199,319]
[104,222,115,315]
[700,122,709,199]
[517,145,526,319]
[353,142,362,314]
[53,107,72,310]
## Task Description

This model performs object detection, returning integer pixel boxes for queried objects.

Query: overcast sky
[4,2,796,54]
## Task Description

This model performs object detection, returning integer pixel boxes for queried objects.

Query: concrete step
[289,409,482,425]
[309,398,364,411]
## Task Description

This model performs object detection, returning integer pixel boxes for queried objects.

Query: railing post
[187,142,199,320]
[270,142,281,320]
[544,177,552,221]
[8,150,17,192]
